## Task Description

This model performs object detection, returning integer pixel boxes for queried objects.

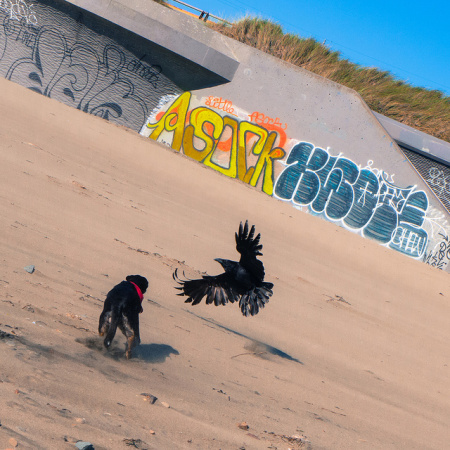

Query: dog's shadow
[76,338,179,363]
[132,343,179,363]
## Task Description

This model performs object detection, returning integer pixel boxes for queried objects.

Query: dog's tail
[103,305,121,348]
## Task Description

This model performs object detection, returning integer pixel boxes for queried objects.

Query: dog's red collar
[129,281,144,302]
[129,281,144,313]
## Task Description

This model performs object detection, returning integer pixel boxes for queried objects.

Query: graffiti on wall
[0,0,37,25]
[273,142,430,258]
[142,92,450,268]
[402,147,450,215]
[0,1,181,131]
[423,233,450,270]
[427,167,450,198]
[142,91,289,195]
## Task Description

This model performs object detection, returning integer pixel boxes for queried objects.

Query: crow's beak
[214,258,231,271]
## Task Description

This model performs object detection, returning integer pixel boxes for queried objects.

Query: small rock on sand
[24,265,35,274]
[140,393,157,404]
[75,441,94,450]
[238,421,249,430]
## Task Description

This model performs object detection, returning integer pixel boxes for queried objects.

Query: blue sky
[168,0,450,96]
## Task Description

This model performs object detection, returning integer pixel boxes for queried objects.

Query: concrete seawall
[2,0,449,271]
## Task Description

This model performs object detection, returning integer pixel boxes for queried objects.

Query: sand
[0,77,449,450]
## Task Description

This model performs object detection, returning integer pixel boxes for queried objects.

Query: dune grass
[209,18,450,143]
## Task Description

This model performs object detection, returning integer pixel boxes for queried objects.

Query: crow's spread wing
[173,269,239,306]
[239,281,274,316]
[235,220,265,281]
[173,221,274,317]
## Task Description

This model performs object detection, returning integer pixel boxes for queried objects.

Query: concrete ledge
[65,0,239,82]
[375,112,450,165]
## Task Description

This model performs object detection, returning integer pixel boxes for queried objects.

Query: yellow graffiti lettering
[203,116,239,178]
[238,121,268,183]
[146,92,191,151]
[250,131,285,195]
[146,93,287,197]
[183,107,223,162]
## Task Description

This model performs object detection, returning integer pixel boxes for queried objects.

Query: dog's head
[126,275,149,294]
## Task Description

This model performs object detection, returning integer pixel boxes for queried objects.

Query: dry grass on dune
[210,18,450,143]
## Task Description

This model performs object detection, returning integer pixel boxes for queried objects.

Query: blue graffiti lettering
[274,142,429,257]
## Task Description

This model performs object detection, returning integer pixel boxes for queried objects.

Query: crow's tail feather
[239,282,273,317]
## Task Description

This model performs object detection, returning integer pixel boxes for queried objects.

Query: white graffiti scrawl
[0,0,37,25]
[273,142,430,258]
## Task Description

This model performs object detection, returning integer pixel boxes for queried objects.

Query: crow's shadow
[185,311,303,364]
[132,343,179,363]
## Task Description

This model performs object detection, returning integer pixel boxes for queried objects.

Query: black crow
[173,220,273,316]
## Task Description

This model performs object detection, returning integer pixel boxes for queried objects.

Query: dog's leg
[129,314,141,348]
[103,308,119,348]
[125,334,135,360]
[98,311,111,336]
[122,316,139,359]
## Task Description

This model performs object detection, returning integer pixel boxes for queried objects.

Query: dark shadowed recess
[42,0,230,91]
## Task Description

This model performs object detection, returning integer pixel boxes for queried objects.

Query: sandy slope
[0,77,449,450]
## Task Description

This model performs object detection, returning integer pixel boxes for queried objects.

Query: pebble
[160,401,170,408]
[75,441,94,450]
[140,393,157,404]
[238,421,249,430]
[122,438,145,447]
[22,304,35,313]
[24,265,35,274]
[75,417,86,424]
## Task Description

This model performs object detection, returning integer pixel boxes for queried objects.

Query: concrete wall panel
[141,92,450,269]
[2,0,449,272]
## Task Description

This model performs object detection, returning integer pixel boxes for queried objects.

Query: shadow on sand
[76,337,179,363]
[185,311,303,365]
[132,343,179,363]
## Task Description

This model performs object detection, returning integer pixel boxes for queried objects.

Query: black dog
[98,275,148,359]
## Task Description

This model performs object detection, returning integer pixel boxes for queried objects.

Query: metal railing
[169,0,233,26]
